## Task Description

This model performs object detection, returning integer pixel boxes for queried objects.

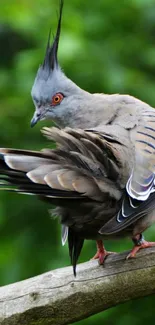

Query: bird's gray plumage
[0,0,155,274]
[0,126,155,273]
[30,0,155,204]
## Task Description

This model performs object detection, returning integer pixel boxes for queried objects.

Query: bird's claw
[92,250,117,264]
[127,240,155,259]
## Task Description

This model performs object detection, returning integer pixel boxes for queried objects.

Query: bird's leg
[127,234,155,259]
[92,239,116,264]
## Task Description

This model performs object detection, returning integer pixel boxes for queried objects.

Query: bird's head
[31,0,84,128]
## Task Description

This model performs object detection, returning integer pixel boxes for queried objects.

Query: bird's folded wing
[100,110,155,235]
[99,190,155,235]
[127,109,155,201]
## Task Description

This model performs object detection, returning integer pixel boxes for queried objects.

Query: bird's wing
[127,109,155,201]
[0,127,123,202]
[0,126,124,274]
[99,109,155,235]
[99,190,155,235]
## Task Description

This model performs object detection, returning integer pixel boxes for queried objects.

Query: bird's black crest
[43,0,64,71]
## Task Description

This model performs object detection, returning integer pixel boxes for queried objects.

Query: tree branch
[1,247,155,325]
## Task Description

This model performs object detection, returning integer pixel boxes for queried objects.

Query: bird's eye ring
[51,93,64,106]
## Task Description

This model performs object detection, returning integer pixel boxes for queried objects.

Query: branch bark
[1,247,155,325]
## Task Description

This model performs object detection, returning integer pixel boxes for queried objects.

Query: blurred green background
[0,0,155,324]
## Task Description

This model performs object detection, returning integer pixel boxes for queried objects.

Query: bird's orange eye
[51,93,64,106]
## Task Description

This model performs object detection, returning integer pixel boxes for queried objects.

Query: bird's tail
[68,228,84,276]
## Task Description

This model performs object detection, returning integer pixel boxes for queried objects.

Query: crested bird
[0,0,155,275]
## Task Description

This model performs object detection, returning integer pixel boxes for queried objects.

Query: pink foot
[127,240,155,259]
[91,240,117,264]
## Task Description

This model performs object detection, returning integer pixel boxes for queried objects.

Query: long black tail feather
[68,228,84,276]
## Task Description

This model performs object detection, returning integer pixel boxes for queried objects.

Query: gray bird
[0,0,155,275]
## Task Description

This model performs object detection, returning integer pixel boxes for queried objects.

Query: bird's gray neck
[51,87,120,129]
[51,85,150,130]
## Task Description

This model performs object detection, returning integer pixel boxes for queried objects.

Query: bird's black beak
[30,112,41,128]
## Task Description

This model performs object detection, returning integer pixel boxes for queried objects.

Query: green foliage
[0,0,155,323]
